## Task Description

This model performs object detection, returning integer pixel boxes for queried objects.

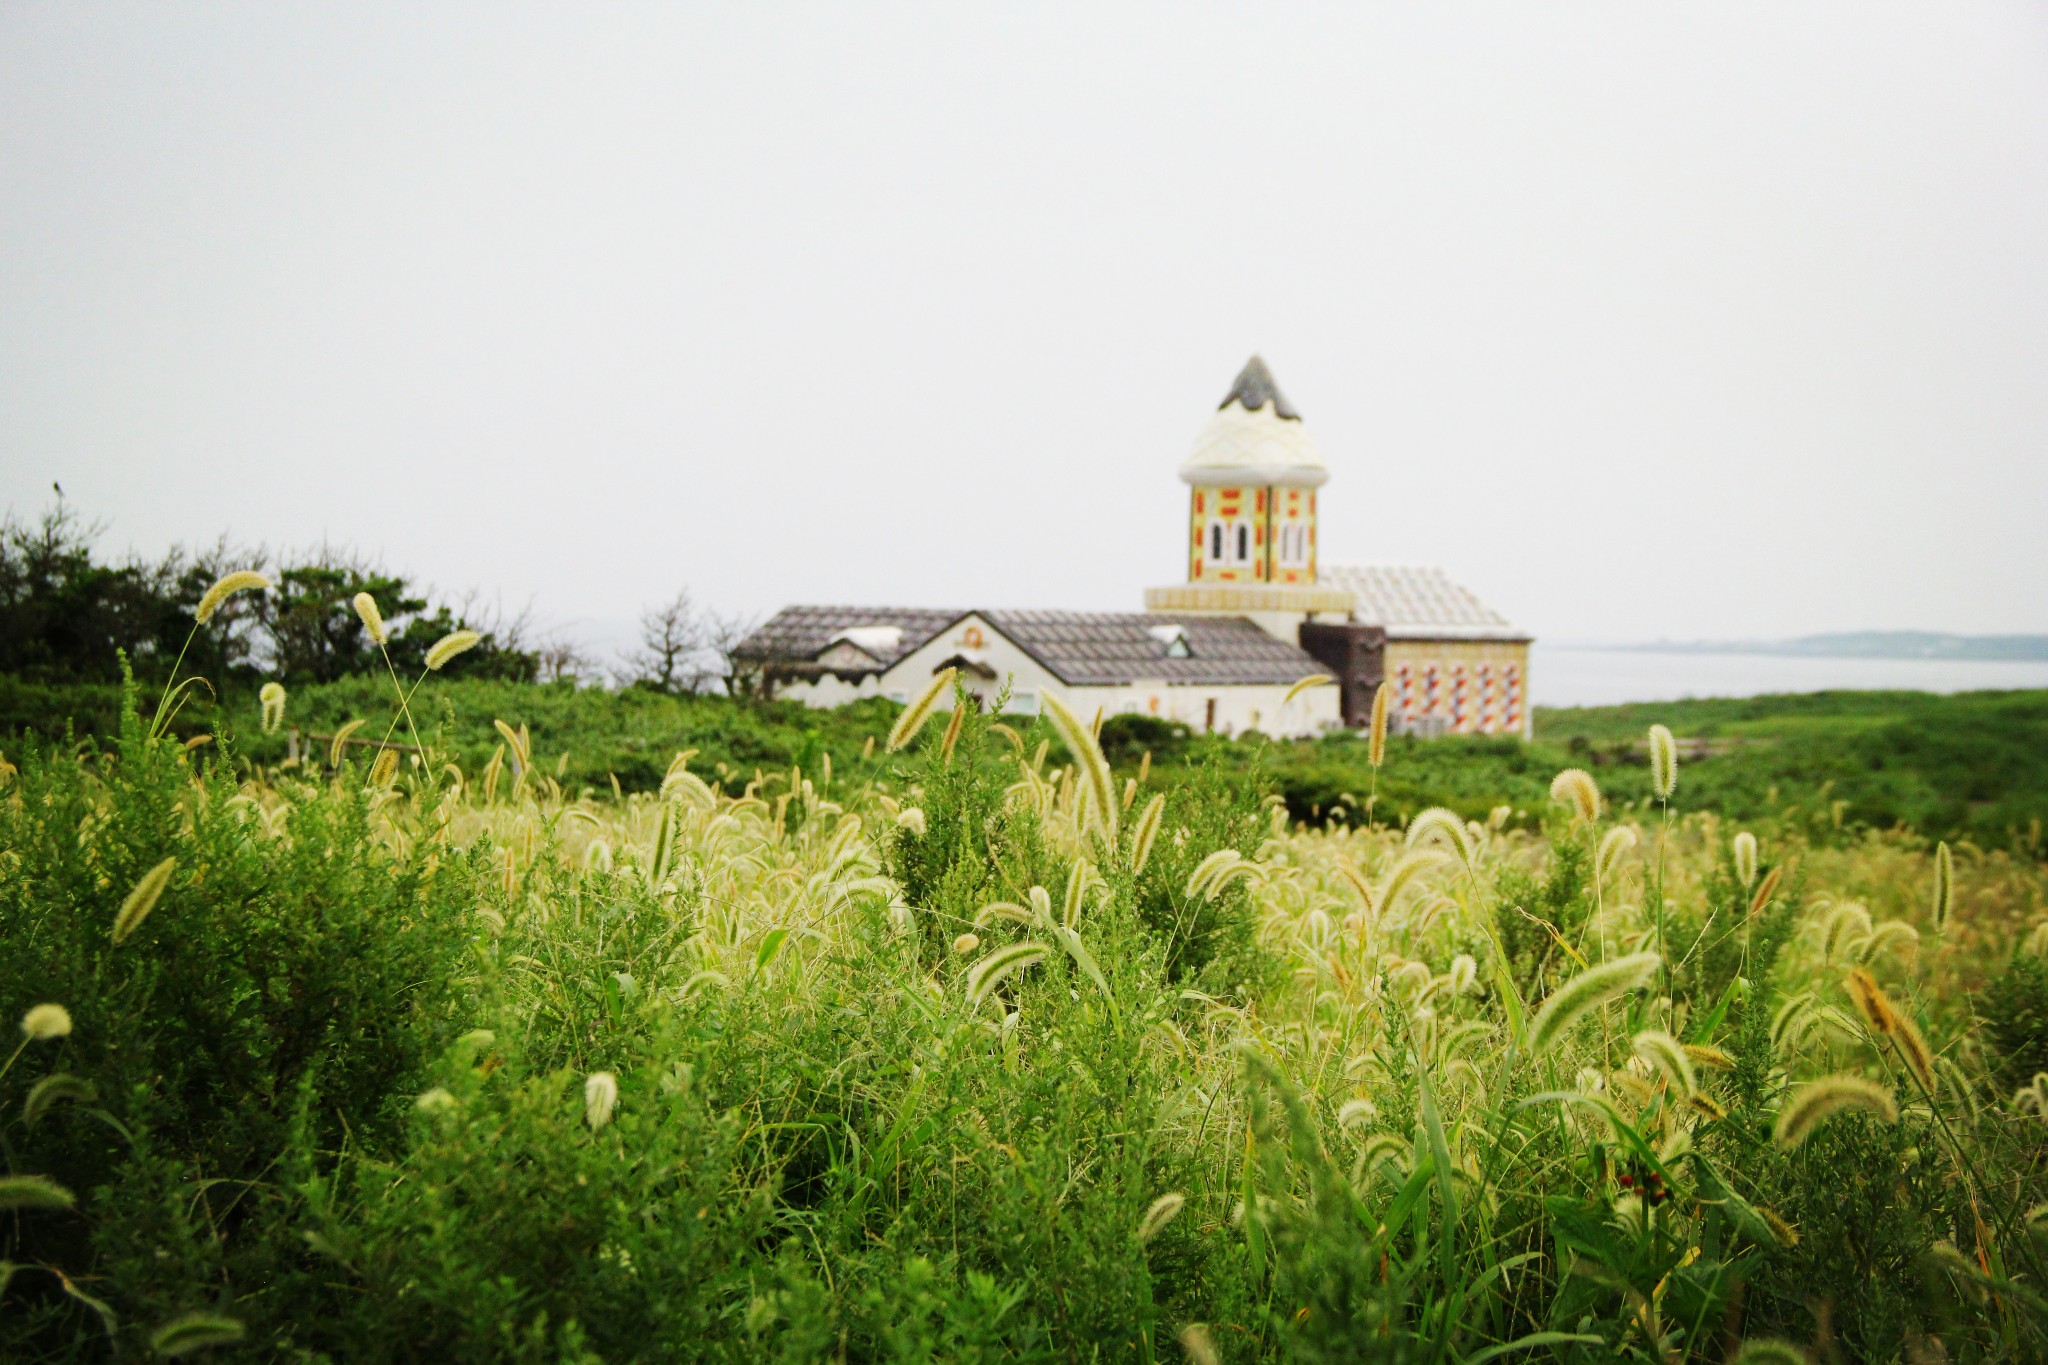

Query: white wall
[774,612,1343,738]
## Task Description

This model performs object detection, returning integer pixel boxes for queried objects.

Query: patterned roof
[1319,564,1527,641]
[985,610,1324,687]
[732,606,962,671]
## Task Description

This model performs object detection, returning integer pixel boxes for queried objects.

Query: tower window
[1236,524,1249,561]
[1209,523,1223,561]
[1276,522,1310,568]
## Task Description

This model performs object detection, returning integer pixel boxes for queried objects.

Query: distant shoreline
[1550,631,2048,663]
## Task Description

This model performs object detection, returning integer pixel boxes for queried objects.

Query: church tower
[1145,356,1354,640]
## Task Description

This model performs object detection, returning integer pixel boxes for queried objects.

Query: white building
[735,358,1529,739]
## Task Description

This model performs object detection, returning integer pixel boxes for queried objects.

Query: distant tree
[0,499,539,688]
[0,501,263,684]
[621,589,756,695]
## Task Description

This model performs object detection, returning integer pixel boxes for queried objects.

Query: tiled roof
[985,610,1324,687]
[736,605,1328,688]
[1320,565,1527,641]
[732,606,963,672]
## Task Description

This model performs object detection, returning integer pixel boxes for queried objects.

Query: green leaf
[754,927,790,974]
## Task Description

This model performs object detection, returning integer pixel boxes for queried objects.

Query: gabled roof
[737,605,1329,688]
[982,610,1324,687]
[733,605,962,674]
[1181,355,1328,488]
[1320,564,1528,642]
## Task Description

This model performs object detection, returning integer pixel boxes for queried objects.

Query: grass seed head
[21,1003,72,1041]
[425,628,481,671]
[1284,673,1334,706]
[1648,724,1678,800]
[0,1173,76,1211]
[352,592,387,645]
[584,1071,619,1129]
[1178,1325,1221,1365]
[1845,968,1935,1092]
[111,856,177,946]
[1632,1028,1697,1095]
[1549,768,1601,824]
[886,667,957,752]
[259,681,287,733]
[1596,825,1637,879]
[369,748,399,788]
[1932,840,1954,933]
[1748,864,1786,919]
[1368,683,1390,767]
[1129,792,1165,876]
[194,570,270,624]
[952,932,980,954]
[1137,1191,1186,1243]
[1527,951,1660,1057]
[1733,830,1758,888]
[148,1314,246,1357]
[1773,1073,1898,1148]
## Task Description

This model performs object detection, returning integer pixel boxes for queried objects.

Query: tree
[621,590,756,695]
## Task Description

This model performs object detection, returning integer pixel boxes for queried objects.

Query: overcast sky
[4,4,2046,655]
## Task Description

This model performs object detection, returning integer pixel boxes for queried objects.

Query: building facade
[734,357,1531,739]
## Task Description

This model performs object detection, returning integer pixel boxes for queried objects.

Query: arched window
[1236,524,1249,561]
[1209,523,1223,561]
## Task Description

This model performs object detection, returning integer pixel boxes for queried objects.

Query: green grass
[8,679,2045,855]
[4,678,2047,1359]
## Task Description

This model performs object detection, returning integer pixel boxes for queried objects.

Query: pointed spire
[1219,355,1299,421]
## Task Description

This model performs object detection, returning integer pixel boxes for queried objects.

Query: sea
[1532,644,2048,709]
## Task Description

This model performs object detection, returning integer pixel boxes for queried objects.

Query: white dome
[1177,356,1329,488]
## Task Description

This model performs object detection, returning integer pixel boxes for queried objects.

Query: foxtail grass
[1932,840,1954,933]
[1041,690,1118,842]
[1549,768,1600,824]
[887,668,957,753]
[1773,1073,1898,1148]
[1648,724,1678,801]
[1526,952,1660,1057]
[111,857,177,946]
[425,628,481,671]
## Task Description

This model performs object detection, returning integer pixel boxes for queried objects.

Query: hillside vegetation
[4,643,2048,1359]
